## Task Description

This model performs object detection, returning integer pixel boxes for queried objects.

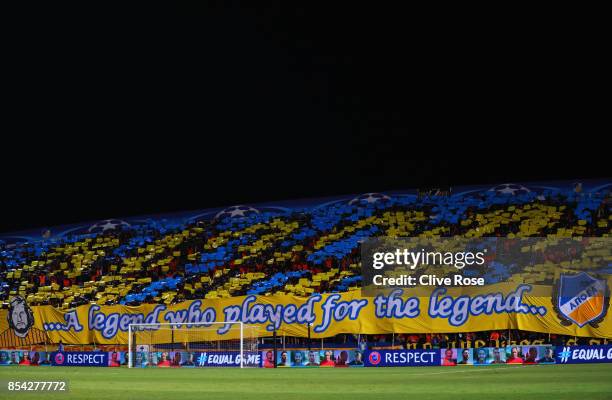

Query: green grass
[1,364,612,400]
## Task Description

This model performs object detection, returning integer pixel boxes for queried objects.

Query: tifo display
[0,179,609,372]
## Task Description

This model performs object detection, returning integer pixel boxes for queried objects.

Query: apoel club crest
[554,272,609,328]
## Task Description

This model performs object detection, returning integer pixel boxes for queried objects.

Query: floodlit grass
[1,364,611,400]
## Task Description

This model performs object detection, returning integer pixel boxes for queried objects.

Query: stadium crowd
[0,185,609,311]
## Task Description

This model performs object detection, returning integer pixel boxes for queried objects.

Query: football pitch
[1,364,611,400]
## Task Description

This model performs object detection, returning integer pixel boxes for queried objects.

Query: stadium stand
[0,182,609,311]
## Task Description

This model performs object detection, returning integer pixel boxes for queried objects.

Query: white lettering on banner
[221,295,321,334]
[429,285,546,326]
[384,351,436,364]
[199,353,261,366]
[66,354,105,364]
[572,348,612,361]
[87,304,165,339]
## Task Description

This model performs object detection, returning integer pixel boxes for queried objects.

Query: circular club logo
[368,351,381,365]
[54,353,65,365]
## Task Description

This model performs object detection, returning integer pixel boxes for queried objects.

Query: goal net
[128,322,259,368]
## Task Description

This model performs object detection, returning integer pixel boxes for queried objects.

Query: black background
[1,4,608,233]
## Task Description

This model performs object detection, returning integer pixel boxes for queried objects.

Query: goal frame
[128,322,246,368]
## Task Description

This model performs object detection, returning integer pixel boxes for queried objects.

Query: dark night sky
[1,4,608,233]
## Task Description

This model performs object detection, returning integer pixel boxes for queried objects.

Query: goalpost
[128,322,259,368]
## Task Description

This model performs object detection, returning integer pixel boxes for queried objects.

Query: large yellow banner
[1,278,611,345]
